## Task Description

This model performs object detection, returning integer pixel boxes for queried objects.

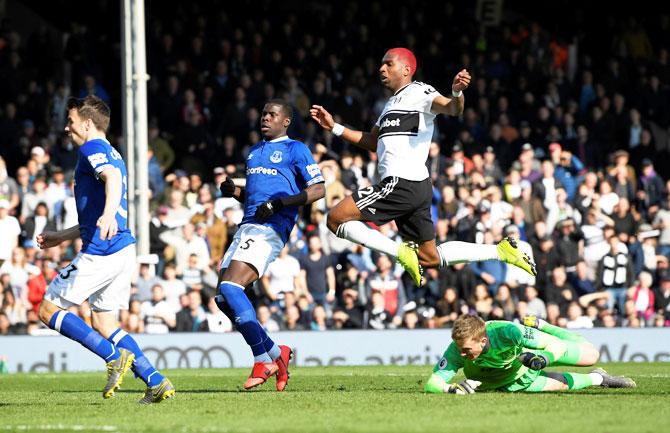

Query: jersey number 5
[240,238,255,250]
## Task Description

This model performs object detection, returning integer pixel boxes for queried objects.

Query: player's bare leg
[327,195,422,285]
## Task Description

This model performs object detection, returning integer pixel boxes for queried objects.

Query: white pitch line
[1,425,118,432]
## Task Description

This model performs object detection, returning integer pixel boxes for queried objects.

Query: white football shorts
[219,223,284,277]
[45,244,136,311]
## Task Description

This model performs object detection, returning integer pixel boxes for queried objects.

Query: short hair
[67,95,111,132]
[386,47,417,76]
[265,99,293,120]
[452,314,486,344]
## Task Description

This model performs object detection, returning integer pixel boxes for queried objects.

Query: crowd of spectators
[1,2,670,336]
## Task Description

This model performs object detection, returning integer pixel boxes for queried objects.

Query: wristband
[332,123,345,136]
[452,89,463,98]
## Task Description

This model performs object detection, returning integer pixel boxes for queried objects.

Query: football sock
[335,220,399,258]
[48,310,118,362]
[109,328,164,387]
[259,326,281,360]
[436,242,498,267]
[563,372,601,389]
[219,281,272,363]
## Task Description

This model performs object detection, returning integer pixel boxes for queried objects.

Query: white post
[132,0,151,256]
[121,0,136,239]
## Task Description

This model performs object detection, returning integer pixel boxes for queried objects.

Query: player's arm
[310,105,379,152]
[36,224,81,249]
[515,323,568,369]
[97,167,123,240]
[255,182,325,221]
[425,342,470,394]
[219,177,245,203]
[430,69,470,117]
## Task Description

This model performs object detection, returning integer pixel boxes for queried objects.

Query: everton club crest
[270,150,283,163]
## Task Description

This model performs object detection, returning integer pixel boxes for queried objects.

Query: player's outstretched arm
[309,105,378,152]
[37,225,81,249]
[431,69,471,117]
[255,183,325,222]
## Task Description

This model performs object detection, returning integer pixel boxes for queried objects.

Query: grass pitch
[1,363,668,433]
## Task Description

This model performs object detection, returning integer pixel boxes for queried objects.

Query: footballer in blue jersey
[38,96,174,403]
[216,99,325,391]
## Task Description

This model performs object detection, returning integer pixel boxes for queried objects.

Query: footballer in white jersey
[310,48,469,260]
[310,47,536,303]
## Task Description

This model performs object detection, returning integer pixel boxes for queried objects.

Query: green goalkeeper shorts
[500,368,542,392]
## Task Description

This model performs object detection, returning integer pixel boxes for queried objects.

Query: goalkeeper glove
[447,379,481,395]
[518,352,548,370]
[219,177,236,198]
[255,199,284,221]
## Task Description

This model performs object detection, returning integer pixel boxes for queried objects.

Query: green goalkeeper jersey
[429,321,555,391]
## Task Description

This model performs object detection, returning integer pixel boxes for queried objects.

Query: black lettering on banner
[303,356,323,366]
[142,345,235,369]
[328,356,345,366]
[240,238,255,250]
[365,356,384,365]
[59,263,78,279]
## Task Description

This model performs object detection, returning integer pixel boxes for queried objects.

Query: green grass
[1,363,668,433]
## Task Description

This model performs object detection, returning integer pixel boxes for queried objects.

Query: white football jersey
[375,81,442,181]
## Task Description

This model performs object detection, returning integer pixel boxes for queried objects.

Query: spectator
[205,296,233,333]
[332,287,365,329]
[596,234,634,315]
[176,290,209,332]
[433,287,466,328]
[261,245,301,307]
[365,254,406,324]
[0,200,21,265]
[565,302,593,329]
[630,271,655,326]
[140,284,176,334]
[299,235,335,308]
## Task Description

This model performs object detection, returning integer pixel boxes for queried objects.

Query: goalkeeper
[425,314,636,394]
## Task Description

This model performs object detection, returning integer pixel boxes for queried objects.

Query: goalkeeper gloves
[219,177,236,197]
[518,352,548,370]
[447,379,481,395]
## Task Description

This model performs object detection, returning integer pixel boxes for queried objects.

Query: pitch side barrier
[1,328,668,373]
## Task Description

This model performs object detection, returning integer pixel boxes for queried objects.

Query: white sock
[437,241,499,268]
[254,353,273,363]
[336,221,399,258]
[589,372,604,386]
[268,343,281,360]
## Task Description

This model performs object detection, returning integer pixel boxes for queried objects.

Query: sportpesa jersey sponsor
[378,110,420,138]
[247,166,278,175]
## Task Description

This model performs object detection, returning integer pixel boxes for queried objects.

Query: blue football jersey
[240,136,324,242]
[75,138,135,255]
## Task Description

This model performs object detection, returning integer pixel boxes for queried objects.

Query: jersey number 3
[59,263,78,280]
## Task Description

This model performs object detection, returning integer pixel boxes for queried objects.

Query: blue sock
[109,328,164,387]
[219,281,272,363]
[259,325,281,360]
[49,310,119,362]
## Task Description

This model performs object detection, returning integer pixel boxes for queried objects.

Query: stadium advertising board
[1,328,668,373]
